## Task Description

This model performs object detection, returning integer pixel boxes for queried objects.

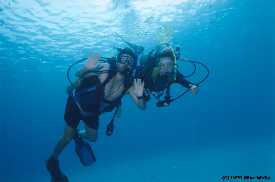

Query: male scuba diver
[46,48,146,182]
[136,43,199,107]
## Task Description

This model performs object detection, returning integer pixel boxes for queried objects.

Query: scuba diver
[136,43,209,107]
[46,48,146,182]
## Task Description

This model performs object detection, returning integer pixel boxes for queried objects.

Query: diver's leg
[79,125,98,142]
[51,126,76,158]
[48,96,81,158]
[46,126,75,181]
[79,115,99,142]
[46,96,80,181]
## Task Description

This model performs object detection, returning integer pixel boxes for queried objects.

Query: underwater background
[0,0,273,181]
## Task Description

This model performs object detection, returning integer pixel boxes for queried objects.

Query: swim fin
[46,156,69,182]
[74,135,96,166]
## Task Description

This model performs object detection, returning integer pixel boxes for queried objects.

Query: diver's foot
[46,156,69,182]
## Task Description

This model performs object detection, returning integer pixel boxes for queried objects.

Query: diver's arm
[128,89,146,110]
[127,79,146,110]
[75,62,96,78]
[176,71,199,95]
[75,54,100,78]
[176,71,193,88]
[69,55,100,93]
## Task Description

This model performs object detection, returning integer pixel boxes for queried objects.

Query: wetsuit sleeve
[175,71,193,89]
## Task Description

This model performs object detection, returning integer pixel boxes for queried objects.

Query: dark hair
[117,48,137,66]
[158,48,176,61]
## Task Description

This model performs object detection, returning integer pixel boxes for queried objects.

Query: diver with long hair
[136,43,209,107]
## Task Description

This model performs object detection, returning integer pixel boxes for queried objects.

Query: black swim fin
[74,135,96,166]
[46,156,69,182]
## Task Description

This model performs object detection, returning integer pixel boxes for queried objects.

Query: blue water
[0,0,273,182]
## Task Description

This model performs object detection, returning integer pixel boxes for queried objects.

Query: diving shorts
[64,96,99,130]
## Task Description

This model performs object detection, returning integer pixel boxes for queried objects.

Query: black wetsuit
[144,71,192,92]
[136,65,193,94]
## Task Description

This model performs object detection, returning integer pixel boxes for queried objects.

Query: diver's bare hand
[190,84,199,95]
[85,53,100,69]
[133,79,144,97]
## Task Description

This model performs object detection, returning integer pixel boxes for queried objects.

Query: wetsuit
[136,65,193,94]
